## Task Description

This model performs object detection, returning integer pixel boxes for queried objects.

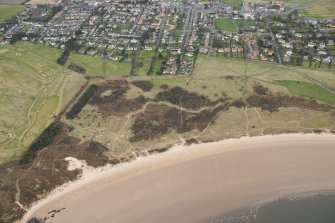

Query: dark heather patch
[155,86,223,110]
[247,94,333,113]
[253,84,270,95]
[89,80,148,117]
[130,103,229,142]
[132,80,154,92]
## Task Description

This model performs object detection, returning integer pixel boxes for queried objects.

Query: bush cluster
[68,63,86,74]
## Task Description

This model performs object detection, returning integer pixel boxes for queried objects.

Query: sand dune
[21,134,335,223]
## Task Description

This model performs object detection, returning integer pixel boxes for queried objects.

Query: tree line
[65,84,98,119]
[20,122,62,165]
[56,39,81,65]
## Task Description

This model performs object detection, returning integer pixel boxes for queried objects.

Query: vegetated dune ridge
[21,133,335,223]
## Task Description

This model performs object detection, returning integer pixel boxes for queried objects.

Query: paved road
[266,18,283,65]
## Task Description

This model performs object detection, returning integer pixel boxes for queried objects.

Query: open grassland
[274,80,335,105]
[293,67,335,89]
[0,42,86,163]
[0,5,25,21]
[193,57,335,102]
[299,0,335,19]
[67,53,131,77]
[193,57,335,84]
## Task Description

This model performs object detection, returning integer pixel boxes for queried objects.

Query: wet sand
[21,134,335,223]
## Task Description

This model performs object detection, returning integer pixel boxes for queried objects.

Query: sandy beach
[20,134,335,223]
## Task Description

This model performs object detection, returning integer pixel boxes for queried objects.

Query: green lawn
[134,57,152,76]
[67,53,131,77]
[151,59,163,75]
[214,18,253,32]
[214,18,237,32]
[222,0,243,9]
[302,61,322,69]
[273,80,335,105]
[234,19,255,28]
[0,5,25,22]
[150,78,186,87]
[139,50,155,58]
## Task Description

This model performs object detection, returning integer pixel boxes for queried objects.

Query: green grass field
[134,50,156,76]
[299,0,335,19]
[214,18,254,32]
[139,50,155,58]
[234,19,254,28]
[273,80,335,105]
[0,0,26,4]
[215,18,237,32]
[222,0,243,9]
[0,5,25,22]
[67,53,131,77]
[0,42,86,163]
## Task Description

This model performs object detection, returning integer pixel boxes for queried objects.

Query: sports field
[0,5,25,22]
[214,18,254,32]
[215,18,237,32]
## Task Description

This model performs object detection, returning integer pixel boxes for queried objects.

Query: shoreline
[20,133,335,223]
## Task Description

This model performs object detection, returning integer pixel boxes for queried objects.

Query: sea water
[202,193,335,223]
